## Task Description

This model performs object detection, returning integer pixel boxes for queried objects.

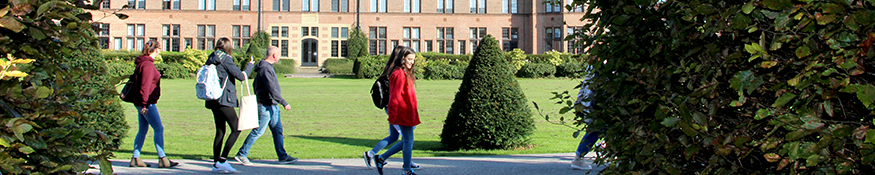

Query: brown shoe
[158,157,179,168]
[130,157,150,167]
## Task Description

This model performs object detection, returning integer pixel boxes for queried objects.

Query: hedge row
[323,58,354,75]
[354,52,587,79]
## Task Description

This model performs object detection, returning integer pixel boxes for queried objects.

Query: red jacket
[387,68,420,126]
[133,55,161,106]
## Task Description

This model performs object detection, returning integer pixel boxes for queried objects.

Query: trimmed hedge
[423,59,466,80]
[441,35,534,150]
[273,59,297,75]
[323,58,354,75]
[555,59,587,78]
[107,62,135,79]
[155,63,189,79]
[353,55,390,79]
[420,52,472,63]
[517,63,555,78]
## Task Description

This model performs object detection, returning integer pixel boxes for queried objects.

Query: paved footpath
[86,153,604,174]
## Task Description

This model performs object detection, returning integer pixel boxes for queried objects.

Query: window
[128,0,145,9]
[469,0,485,13]
[302,27,317,37]
[126,24,145,51]
[303,0,319,12]
[101,0,110,9]
[425,40,433,52]
[197,25,216,50]
[437,0,453,13]
[404,0,420,13]
[402,27,420,52]
[545,27,562,51]
[234,0,251,11]
[469,27,486,53]
[232,25,251,48]
[163,0,180,10]
[502,0,517,14]
[436,27,454,54]
[459,40,466,54]
[332,0,349,12]
[369,27,387,55]
[199,0,216,10]
[114,37,123,50]
[331,27,349,57]
[502,27,519,51]
[162,24,181,52]
[566,27,584,54]
[567,0,583,12]
[273,0,290,11]
[370,0,387,12]
[97,23,110,49]
[545,0,560,13]
[271,26,290,57]
[391,40,399,50]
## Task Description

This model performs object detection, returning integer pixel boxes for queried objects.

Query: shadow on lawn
[289,135,499,157]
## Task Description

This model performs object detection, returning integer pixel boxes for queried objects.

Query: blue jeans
[576,131,601,156]
[133,104,166,158]
[236,104,289,160]
[381,125,415,172]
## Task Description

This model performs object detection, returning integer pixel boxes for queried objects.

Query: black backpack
[370,76,390,109]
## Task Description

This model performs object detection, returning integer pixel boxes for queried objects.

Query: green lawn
[115,77,584,160]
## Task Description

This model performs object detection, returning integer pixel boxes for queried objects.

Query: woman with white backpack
[203,37,255,173]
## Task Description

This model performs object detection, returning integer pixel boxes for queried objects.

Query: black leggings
[211,106,240,162]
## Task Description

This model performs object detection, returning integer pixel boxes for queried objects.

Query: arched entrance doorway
[301,39,318,67]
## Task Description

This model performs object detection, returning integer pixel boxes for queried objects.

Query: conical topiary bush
[440,35,535,150]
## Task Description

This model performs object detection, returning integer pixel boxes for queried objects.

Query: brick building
[92,0,590,67]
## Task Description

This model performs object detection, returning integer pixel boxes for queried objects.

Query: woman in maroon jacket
[129,40,178,168]
[374,46,421,175]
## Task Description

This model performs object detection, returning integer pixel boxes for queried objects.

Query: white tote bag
[237,73,259,131]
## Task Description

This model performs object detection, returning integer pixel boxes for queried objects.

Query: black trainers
[402,170,417,175]
[363,151,374,169]
[410,163,422,170]
[375,155,385,175]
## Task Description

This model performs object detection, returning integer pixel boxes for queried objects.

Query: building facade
[93,0,590,67]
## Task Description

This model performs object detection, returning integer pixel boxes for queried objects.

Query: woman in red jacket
[129,40,178,168]
[374,46,421,175]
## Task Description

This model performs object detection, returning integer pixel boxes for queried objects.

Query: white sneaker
[235,155,253,166]
[571,158,592,170]
[212,161,238,174]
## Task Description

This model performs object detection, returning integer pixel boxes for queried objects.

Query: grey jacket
[204,50,254,108]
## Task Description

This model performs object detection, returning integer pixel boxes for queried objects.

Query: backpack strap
[212,50,230,91]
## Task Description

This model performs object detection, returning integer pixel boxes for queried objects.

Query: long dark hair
[380,46,416,83]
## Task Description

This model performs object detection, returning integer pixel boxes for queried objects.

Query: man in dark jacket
[234,46,297,165]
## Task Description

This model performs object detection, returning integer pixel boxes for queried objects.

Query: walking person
[371,46,421,175]
[570,67,605,170]
[205,38,255,173]
[233,46,298,165]
[363,47,422,172]
[128,40,179,168]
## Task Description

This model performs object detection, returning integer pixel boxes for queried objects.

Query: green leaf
[772,93,797,108]
[795,46,810,58]
[99,157,114,175]
[661,117,681,127]
[742,2,755,14]
[763,0,793,10]
[822,68,838,76]
[820,3,845,14]
[34,86,53,99]
[834,125,854,138]
[866,130,875,144]
[857,84,875,108]
[817,14,838,25]
[788,75,803,87]
[756,108,772,120]
[823,101,835,117]
[559,106,572,114]
[806,154,822,167]
[0,137,9,147]
[13,123,33,142]
[572,130,581,138]
[731,15,751,30]
[786,130,807,141]
[18,146,34,154]
[0,16,25,33]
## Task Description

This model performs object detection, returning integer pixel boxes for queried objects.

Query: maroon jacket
[132,55,161,106]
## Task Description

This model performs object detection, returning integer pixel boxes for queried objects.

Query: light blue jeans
[380,125,415,172]
[133,104,166,158]
[576,131,600,156]
[236,104,289,160]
